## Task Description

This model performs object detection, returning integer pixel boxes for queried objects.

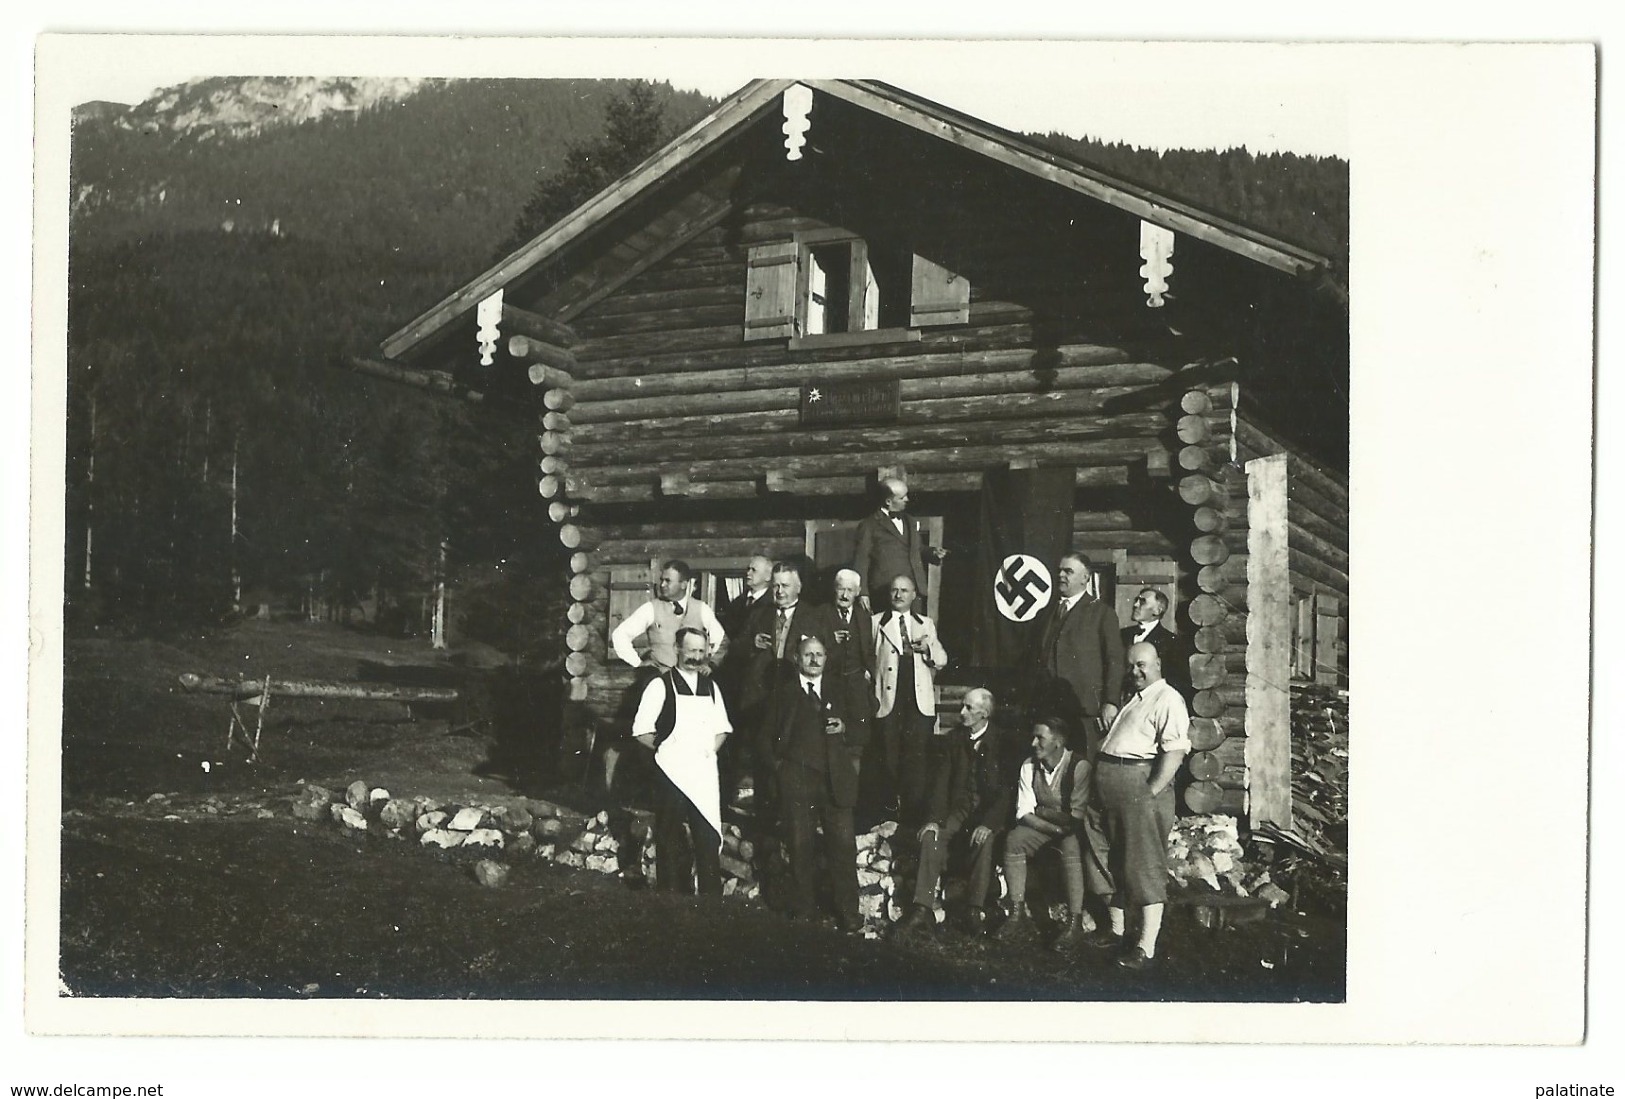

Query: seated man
[995,717,1096,951]
[892,688,1014,937]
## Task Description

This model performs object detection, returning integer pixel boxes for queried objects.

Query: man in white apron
[632,627,732,894]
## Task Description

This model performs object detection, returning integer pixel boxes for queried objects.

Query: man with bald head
[852,477,947,613]
[872,573,947,823]
[1088,641,1191,969]
[892,686,1016,937]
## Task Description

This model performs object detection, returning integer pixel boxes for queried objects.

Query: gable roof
[382,78,1343,361]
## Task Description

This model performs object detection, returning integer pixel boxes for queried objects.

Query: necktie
[672,602,685,616]
[840,609,850,626]
[775,608,790,659]
[899,615,911,648]
[806,681,819,703]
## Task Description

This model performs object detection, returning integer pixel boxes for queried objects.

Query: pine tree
[494,81,676,258]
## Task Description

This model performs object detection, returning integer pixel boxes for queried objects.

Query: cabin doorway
[804,516,943,611]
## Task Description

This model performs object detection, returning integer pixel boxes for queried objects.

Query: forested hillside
[63,76,1347,646]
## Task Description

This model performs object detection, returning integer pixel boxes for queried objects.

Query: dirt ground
[56,620,1345,1002]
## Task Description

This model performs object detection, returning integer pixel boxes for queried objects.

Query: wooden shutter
[1293,594,1315,677]
[744,242,799,340]
[606,564,655,650]
[910,254,970,327]
[1313,593,1342,686]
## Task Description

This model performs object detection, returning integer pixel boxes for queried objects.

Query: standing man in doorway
[873,574,947,823]
[1032,552,1125,761]
[853,478,947,613]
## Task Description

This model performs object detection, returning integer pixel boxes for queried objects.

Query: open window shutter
[745,242,799,340]
[606,564,654,650]
[910,254,970,327]
[1293,594,1315,677]
[849,239,878,331]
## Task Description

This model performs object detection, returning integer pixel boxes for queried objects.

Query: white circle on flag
[994,554,1054,623]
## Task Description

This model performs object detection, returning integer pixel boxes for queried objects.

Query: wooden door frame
[804,516,943,611]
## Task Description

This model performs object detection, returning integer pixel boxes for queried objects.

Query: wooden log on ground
[177,673,458,703]
[503,304,579,348]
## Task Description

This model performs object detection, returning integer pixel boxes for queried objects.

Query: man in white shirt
[994,718,1093,949]
[1088,641,1192,969]
[610,559,727,673]
[631,628,732,895]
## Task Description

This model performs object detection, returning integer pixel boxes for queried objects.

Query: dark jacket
[732,600,838,717]
[824,602,876,728]
[925,722,1021,838]
[852,508,930,604]
[765,667,864,808]
[1033,594,1125,754]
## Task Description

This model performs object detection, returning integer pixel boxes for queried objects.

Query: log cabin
[359,79,1349,831]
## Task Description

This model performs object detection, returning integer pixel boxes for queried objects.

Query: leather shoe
[1081,927,1125,951]
[892,905,934,938]
[993,905,1033,942]
[959,907,989,937]
[1050,915,1084,953]
[1117,946,1157,970]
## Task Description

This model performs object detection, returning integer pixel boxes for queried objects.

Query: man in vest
[1087,641,1191,969]
[611,559,728,673]
[767,634,865,931]
[872,574,947,824]
[995,717,1097,950]
[631,628,732,895]
[1032,551,1125,760]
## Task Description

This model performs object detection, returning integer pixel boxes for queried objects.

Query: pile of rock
[1165,813,1289,908]
[855,821,910,928]
[553,810,623,874]
[288,779,573,862]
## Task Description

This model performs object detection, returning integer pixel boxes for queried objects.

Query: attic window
[744,230,968,344]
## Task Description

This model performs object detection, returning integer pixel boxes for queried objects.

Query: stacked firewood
[1288,680,1350,864]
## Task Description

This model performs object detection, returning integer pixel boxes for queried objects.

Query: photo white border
[13,16,1610,1085]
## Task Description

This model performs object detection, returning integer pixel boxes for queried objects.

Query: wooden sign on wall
[799,378,900,427]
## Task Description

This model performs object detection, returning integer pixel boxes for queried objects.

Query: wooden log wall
[558,206,1184,504]
[1233,408,1349,687]
[1171,383,1250,820]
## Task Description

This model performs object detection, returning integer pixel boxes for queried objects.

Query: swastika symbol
[994,554,1053,622]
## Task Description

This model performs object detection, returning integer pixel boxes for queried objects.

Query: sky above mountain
[60,39,1348,157]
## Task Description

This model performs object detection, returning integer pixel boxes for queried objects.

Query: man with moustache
[872,574,947,823]
[825,568,877,751]
[631,627,732,896]
[767,635,865,931]
[995,716,1095,948]
[1032,552,1125,761]
[1121,588,1179,663]
[1088,641,1191,969]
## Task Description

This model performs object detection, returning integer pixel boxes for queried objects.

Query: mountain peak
[111,76,432,140]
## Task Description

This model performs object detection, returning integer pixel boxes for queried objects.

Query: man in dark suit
[767,634,865,931]
[825,567,876,752]
[734,561,837,799]
[719,555,775,641]
[852,478,947,613]
[1121,588,1180,665]
[1032,552,1125,761]
[892,687,1019,937]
